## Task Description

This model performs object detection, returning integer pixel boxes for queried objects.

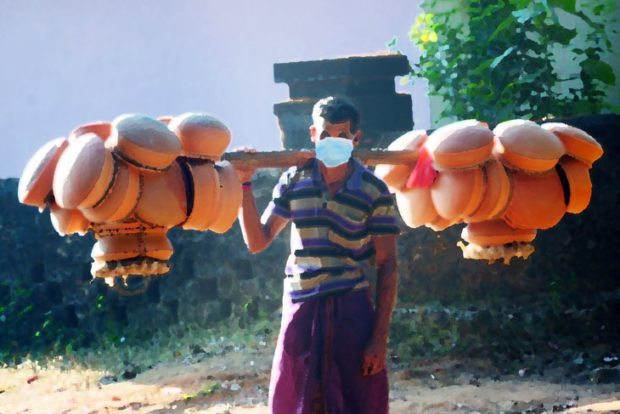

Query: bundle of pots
[375,119,603,264]
[18,113,242,282]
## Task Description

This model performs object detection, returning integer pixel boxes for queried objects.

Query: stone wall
[1,114,618,353]
[273,54,413,150]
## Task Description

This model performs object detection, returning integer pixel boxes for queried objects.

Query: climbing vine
[389,0,618,123]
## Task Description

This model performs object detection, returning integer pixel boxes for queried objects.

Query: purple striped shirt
[262,158,400,302]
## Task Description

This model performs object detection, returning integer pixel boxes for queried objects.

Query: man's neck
[318,160,350,185]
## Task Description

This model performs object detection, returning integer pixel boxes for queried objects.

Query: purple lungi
[268,288,388,414]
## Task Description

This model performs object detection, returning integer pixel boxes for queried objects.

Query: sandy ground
[1,347,619,414]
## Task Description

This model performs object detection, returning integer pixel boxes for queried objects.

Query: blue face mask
[315,137,354,167]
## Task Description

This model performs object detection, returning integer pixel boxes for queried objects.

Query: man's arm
[361,234,398,376]
[238,184,289,254]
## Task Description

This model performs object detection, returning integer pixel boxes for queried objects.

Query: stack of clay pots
[375,119,603,264]
[18,113,242,279]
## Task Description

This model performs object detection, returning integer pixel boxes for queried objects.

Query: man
[235,96,399,413]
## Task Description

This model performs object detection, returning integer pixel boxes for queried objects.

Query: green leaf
[572,100,593,115]
[548,0,576,14]
[472,57,494,75]
[512,7,545,24]
[488,16,515,42]
[546,26,577,45]
[490,46,516,69]
[592,4,605,15]
[581,59,616,85]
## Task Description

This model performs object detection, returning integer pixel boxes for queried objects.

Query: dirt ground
[1,346,619,414]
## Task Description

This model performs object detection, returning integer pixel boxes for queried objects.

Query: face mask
[315,137,354,167]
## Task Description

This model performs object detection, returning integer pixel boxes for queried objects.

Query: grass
[0,316,279,380]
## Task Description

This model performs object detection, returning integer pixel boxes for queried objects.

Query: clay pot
[80,157,141,223]
[49,202,90,236]
[425,120,494,170]
[181,160,221,231]
[503,169,566,229]
[91,231,173,262]
[374,130,426,189]
[134,160,188,227]
[18,137,69,208]
[168,113,231,159]
[557,157,592,214]
[426,215,456,231]
[493,120,565,173]
[430,167,484,221]
[53,133,115,209]
[541,122,603,167]
[461,219,537,246]
[209,161,242,233]
[466,158,512,223]
[394,186,437,228]
[157,116,172,125]
[107,114,182,171]
[68,121,111,142]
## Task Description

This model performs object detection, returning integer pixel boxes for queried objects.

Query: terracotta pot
[374,130,426,189]
[49,202,90,236]
[80,157,141,223]
[425,120,494,170]
[541,122,603,167]
[426,214,456,231]
[466,158,512,223]
[168,112,231,159]
[461,219,536,246]
[503,169,566,229]
[493,120,565,173]
[18,137,69,208]
[157,116,172,125]
[107,114,182,171]
[134,160,188,227]
[209,161,242,233]
[68,121,111,142]
[430,167,484,221]
[394,185,437,228]
[181,160,221,230]
[91,231,173,262]
[557,157,592,214]
[53,133,115,209]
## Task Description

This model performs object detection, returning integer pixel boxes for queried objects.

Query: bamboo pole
[221,149,419,169]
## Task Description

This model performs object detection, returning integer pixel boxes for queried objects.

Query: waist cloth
[268,288,388,414]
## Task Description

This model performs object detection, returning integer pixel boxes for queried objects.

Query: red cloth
[268,289,389,414]
[406,146,437,189]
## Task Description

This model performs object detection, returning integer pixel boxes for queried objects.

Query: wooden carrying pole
[221,149,419,169]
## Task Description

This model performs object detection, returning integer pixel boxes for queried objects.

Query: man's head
[310,96,361,145]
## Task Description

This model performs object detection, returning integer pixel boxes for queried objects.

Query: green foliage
[389,290,619,367]
[183,381,221,400]
[1,310,279,380]
[392,0,618,123]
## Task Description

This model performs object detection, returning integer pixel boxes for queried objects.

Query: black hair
[312,96,361,133]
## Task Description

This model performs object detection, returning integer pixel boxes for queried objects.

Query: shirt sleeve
[367,191,401,236]
[261,169,292,224]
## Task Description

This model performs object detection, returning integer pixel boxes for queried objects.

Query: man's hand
[361,234,397,377]
[233,146,257,183]
[361,334,388,376]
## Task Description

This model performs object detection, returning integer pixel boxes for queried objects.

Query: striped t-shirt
[262,157,400,302]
